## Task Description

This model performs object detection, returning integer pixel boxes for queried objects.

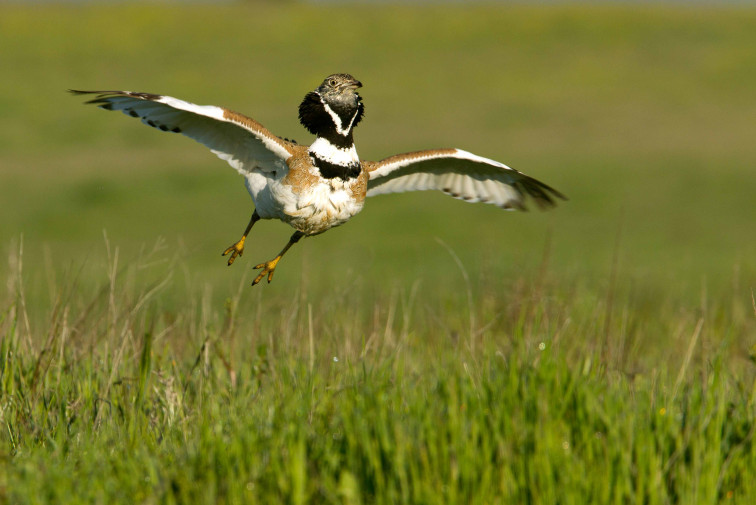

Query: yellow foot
[222,238,246,266]
[252,257,282,286]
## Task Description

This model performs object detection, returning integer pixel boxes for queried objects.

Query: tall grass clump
[1,238,755,504]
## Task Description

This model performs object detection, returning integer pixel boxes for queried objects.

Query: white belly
[245,172,364,236]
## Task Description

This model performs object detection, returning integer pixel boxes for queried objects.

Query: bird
[71,74,565,285]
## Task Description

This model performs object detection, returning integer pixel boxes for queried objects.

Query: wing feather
[70,90,295,176]
[365,148,565,210]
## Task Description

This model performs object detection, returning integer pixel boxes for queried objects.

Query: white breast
[285,177,364,235]
[246,172,364,235]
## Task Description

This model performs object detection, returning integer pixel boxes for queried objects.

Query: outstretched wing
[70,90,296,175]
[364,148,565,210]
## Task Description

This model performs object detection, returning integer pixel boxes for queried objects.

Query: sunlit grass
[2,239,755,503]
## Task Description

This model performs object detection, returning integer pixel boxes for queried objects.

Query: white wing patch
[73,90,293,177]
[153,95,226,121]
[366,148,565,210]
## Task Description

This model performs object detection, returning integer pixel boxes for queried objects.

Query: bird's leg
[252,231,304,286]
[222,210,260,266]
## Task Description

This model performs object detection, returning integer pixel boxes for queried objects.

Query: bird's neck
[299,91,365,180]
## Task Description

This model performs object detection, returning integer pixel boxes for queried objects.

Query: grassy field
[1,2,756,503]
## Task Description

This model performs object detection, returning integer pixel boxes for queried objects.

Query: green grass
[2,245,755,503]
[1,2,756,503]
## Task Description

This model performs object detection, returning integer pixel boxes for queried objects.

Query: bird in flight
[72,74,565,285]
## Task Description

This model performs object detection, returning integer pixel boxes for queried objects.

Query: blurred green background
[1,2,755,319]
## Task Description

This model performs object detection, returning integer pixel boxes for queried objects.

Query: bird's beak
[349,79,362,90]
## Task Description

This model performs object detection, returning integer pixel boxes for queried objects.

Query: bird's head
[299,73,365,143]
[317,73,362,104]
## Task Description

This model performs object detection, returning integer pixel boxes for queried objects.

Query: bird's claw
[252,258,281,286]
[222,239,245,266]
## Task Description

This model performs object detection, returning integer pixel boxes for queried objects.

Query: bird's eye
[329,79,337,86]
